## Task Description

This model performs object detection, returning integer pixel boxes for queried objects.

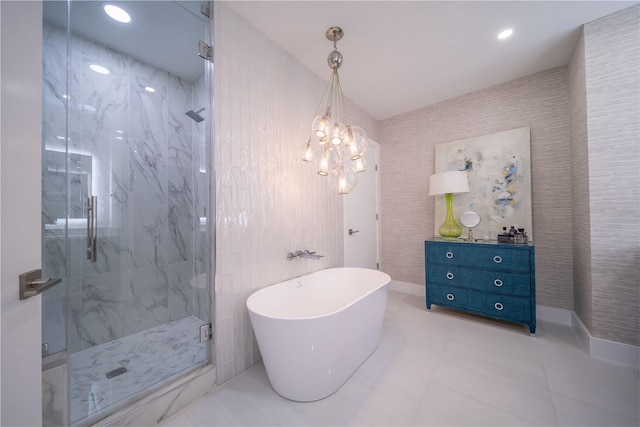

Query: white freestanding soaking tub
[246,267,391,401]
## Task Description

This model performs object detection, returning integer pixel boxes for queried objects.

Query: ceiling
[227,1,637,121]
[43,1,210,82]
[43,1,636,121]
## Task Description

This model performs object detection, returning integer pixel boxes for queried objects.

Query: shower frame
[41,1,215,424]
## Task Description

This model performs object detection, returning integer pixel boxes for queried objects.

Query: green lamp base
[438,193,463,239]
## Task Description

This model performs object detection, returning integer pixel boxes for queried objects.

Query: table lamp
[429,171,470,238]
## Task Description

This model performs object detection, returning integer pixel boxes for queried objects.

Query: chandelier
[302,27,368,195]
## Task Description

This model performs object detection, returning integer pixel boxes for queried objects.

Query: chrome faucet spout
[302,250,324,260]
[287,250,324,260]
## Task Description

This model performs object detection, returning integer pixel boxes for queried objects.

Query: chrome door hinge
[199,41,213,61]
[200,323,212,342]
[376,262,379,270]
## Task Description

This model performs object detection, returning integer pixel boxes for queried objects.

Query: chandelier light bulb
[338,168,348,194]
[331,163,358,195]
[312,114,333,139]
[349,140,361,160]
[318,156,329,176]
[302,140,314,162]
[355,156,367,173]
[330,124,343,145]
[349,126,368,160]
[312,143,341,176]
[341,126,355,146]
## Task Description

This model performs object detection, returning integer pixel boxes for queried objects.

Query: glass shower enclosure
[41,1,213,424]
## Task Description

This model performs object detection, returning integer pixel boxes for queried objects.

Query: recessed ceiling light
[104,4,131,24]
[144,86,156,93]
[497,29,513,40]
[89,64,110,75]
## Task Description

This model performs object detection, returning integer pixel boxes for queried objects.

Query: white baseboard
[389,280,425,296]
[571,311,592,353]
[571,312,640,368]
[391,283,639,368]
[536,305,573,326]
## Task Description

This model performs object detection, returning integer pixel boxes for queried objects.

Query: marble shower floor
[69,315,208,425]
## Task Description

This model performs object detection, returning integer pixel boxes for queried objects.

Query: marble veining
[41,7,213,423]
[42,20,211,357]
[43,362,67,427]
[69,315,208,426]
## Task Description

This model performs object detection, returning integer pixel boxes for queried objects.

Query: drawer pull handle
[494,302,504,311]
[446,293,455,301]
[494,279,503,287]
[493,255,503,264]
[446,272,454,280]
[445,251,454,259]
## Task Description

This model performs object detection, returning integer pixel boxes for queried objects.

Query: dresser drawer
[428,264,531,297]
[425,240,536,334]
[427,243,531,273]
[467,290,532,323]
[427,284,468,311]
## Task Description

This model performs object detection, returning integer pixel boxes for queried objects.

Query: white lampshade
[429,171,470,196]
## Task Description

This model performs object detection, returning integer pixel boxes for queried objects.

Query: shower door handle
[87,196,97,262]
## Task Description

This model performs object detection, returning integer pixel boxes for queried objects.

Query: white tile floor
[161,290,639,426]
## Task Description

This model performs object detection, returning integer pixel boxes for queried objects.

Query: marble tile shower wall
[42,23,210,353]
[213,3,379,384]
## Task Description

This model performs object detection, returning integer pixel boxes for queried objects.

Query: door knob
[348,229,359,235]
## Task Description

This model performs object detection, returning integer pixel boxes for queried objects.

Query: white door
[344,140,380,269]
[1,2,44,425]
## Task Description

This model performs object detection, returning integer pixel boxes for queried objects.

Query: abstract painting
[434,127,533,240]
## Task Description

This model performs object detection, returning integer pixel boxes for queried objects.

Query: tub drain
[105,366,127,379]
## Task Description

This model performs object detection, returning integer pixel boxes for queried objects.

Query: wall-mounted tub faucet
[287,250,324,260]
[302,250,324,260]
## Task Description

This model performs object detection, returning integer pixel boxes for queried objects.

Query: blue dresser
[425,239,536,334]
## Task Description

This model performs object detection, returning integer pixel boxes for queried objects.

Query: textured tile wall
[379,67,573,310]
[584,5,640,346]
[568,31,593,333]
[213,3,378,384]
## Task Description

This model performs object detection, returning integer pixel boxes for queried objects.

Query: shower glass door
[42,1,213,424]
